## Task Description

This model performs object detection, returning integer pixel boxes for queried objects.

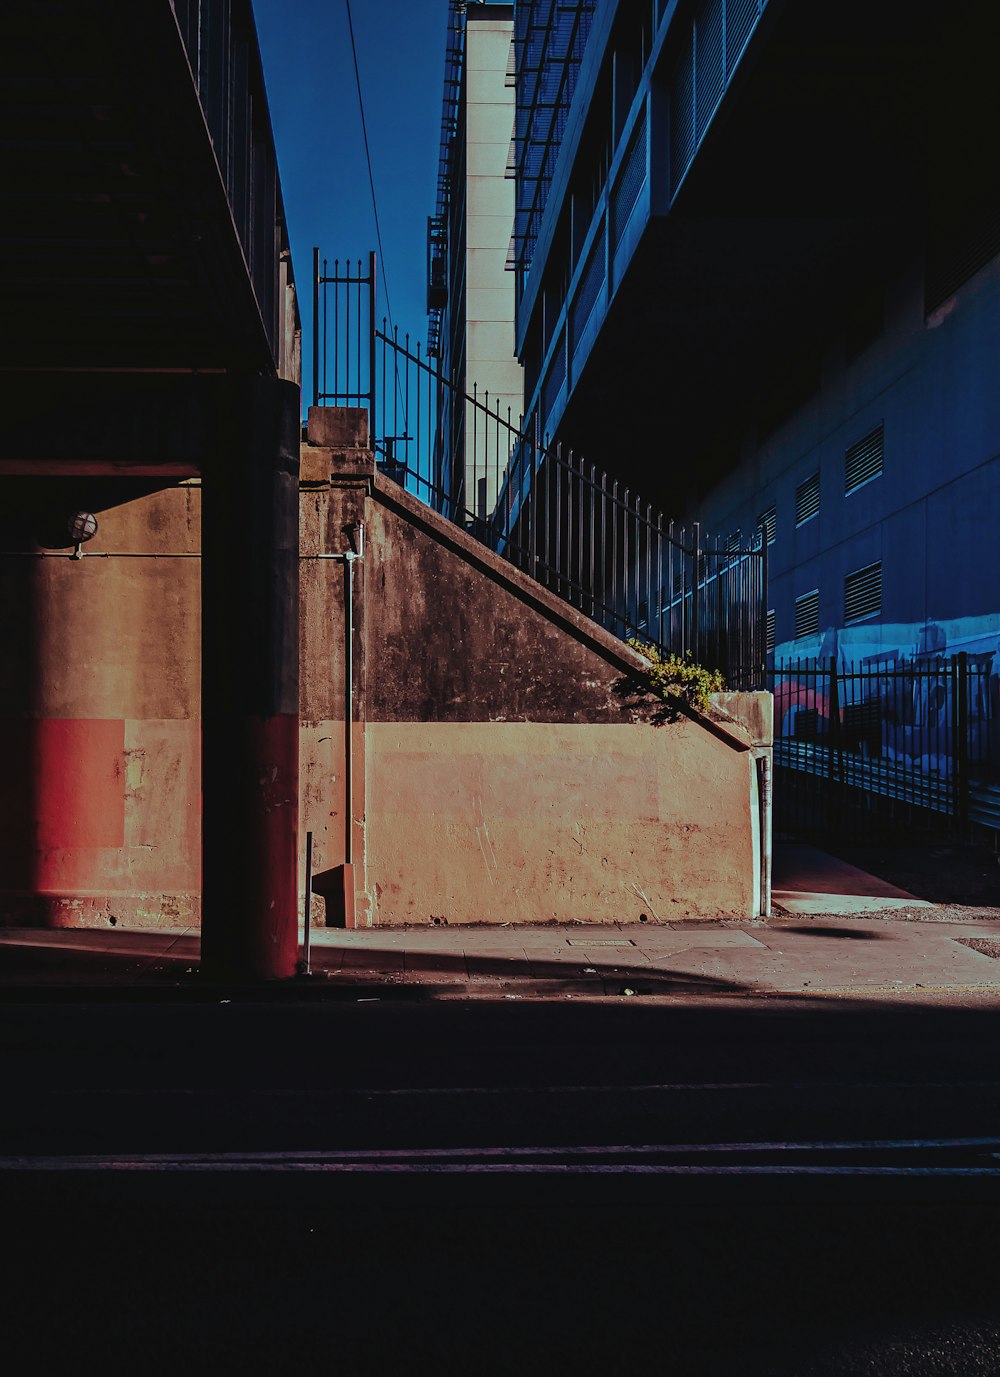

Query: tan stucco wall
[299,441,768,926]
[0,483,201,927]
[367,721,758,924]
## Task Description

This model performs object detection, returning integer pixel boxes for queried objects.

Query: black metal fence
[769,653,997,839]
[312,249,767,688]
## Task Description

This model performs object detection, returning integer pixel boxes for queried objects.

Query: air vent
[845,425,883,494]
[844,561,882,624]
[766,609,776,654]
[757,504,776,545]
[795,472,820,526]
[794,589,820,639]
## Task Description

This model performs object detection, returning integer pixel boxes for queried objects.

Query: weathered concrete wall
[367,721,757,923]
[0,415,769,932]
[0,483,201,927]
[299,422,770,926]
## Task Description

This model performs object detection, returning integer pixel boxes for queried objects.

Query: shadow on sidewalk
[0,930,763,1000]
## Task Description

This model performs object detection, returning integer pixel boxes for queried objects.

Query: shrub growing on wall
[626,639,725,715]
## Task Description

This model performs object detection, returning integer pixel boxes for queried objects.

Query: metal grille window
[611,109,647,246]
[844,561,882,624]
[844,425,883,494]
[794,589,820,639]
[695,0,725,135]
[756,504,776,545]
[540,329,567,427]
[569,226,606,346]
[795,472,820,526]
[766,608,775,653]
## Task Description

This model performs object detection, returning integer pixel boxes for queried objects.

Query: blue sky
[253,0,449,401]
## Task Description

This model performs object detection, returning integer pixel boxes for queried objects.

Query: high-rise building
[505,0,1000,667]
[429,1,523,518]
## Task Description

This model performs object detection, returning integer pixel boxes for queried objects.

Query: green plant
[626,639,726,714]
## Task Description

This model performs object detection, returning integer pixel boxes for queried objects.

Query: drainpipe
[341,529,364,867]
[759,749,773,918]
[313,523,364,924]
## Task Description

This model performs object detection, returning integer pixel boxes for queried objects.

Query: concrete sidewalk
[2,845,998,1002]
[3,913,1000,1002]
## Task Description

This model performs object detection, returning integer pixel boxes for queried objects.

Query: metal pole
[957,651,969,828]
[301,830,314,975]
[344,555,354,866]
[759,751,772,918]
[369,250,377,432]
[691,520,701,663]
[312,246,320,408]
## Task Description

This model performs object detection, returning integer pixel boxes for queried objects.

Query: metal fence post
[956,650,969,826]
[368,250,377,441]
[312,245,320,409]
[691,521,701,664]
[828,655,840,835]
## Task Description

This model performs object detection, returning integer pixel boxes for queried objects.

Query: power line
[344,0,397,344]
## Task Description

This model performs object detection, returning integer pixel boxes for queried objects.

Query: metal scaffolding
[507,0,596,282]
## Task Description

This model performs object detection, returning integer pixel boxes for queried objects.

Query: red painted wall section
[0,719,124,878]
[0,484,202,927]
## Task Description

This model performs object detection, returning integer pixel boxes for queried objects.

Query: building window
[795,472,820,526]
[756,504,776,545]
[845,425,883,494]
[794,589,820,639]
[844,561,882,624]
[724,528,741,554]
[766,609,776,654]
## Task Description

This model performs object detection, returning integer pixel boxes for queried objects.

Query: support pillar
[201,376,301,980]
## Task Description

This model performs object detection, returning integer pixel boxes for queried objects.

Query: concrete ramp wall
[300,418,772,926]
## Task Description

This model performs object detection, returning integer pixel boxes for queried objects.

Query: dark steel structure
[1,0,302,979]
[508,0,597,293]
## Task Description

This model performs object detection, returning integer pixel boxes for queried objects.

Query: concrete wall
[300,416,769,927]
[0,412,769,931]
[0,483,201,927]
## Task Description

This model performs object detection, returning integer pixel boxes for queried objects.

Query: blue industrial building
[507,0,1000,673]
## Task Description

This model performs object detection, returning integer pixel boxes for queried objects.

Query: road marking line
[2,1136,999,1171]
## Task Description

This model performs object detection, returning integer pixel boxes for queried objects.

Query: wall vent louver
[794,589,820,639]
[756,504,776,545]
[845,425,883,494]
[844,561,882,624]
[795,472,820,526]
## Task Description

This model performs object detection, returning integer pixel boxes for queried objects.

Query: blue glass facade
[511,0,1000,676]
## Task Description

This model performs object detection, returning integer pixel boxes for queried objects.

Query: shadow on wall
[0,478,191,926]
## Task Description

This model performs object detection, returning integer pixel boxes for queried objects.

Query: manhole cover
[566,939,635,947]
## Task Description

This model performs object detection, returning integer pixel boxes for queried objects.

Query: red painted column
[200,376,300,980]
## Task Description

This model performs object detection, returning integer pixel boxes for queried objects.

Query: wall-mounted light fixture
[68,511,98,559]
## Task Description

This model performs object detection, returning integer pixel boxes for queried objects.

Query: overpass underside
[0,0,302,979]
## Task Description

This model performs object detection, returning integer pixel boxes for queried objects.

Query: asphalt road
[5,996,1000,1374]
